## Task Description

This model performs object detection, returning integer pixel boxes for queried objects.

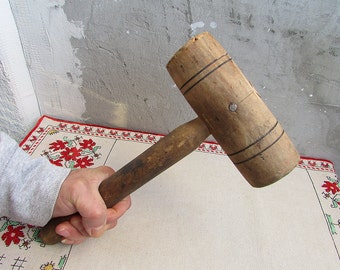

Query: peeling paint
[9,0,86,121]
[190,21,205,35]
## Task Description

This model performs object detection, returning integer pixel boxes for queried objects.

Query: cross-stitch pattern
[321,175,340,235]
[1,115,339,269]
[42,136,102,169]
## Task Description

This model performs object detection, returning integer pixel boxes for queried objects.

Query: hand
[52,166,131,245]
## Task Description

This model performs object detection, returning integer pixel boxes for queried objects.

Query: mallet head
[167,32,299,187]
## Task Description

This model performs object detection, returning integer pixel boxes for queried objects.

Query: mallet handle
[39,117,210,245]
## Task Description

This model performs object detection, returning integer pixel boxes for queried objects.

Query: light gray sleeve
[0,132,71,226]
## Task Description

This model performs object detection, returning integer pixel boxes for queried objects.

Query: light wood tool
[39,32,299,245]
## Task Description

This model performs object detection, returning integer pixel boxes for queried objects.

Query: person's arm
[0,131,71,226]
[0,132,131,245]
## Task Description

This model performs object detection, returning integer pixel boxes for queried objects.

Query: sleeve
[0,132,71,226]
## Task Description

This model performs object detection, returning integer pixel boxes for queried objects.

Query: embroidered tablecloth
[1,115,339,269]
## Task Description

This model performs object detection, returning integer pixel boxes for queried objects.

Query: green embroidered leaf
[325,214,337,235]
[63,136,74,147]
[32,228,45,245]
[0,221,9,232]
[49,154,60,160]
[81,149,92,155]
[332,200,339,208]
[58,255,68,268]
[92,146,101,153]
[68,161,75,168]
[9,220,21,226]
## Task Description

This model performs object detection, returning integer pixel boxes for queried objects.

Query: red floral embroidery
[75,156,94,168]
[209,145,217,151]
[22,145,30,151]
[322,181,340,195]
[135,133,143,139]
[29,136,37,142]
[60,147,82,161]
[147,135,155,141]
[1,225,25,246]
[44,136,102,169]
[49,158,63,167]
[308,161,316,166]
[79,139,96,150]
[49,140,68,151]
[321,162,330,168]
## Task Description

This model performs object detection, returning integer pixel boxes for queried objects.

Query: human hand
[52,166,131,245]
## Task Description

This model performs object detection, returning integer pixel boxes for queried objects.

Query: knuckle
[89,207,106,220]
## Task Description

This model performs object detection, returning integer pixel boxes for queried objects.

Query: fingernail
[61,238,74,245]
[89,225,104,237]
[57,227,70,239]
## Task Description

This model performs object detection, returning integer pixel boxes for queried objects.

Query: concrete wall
[2,0,340,172]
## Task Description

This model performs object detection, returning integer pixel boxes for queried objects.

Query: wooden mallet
[39,32,299,244]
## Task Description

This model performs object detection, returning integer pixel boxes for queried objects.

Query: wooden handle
[39,118,210,245]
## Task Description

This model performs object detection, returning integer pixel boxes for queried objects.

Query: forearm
[0,132,71,226]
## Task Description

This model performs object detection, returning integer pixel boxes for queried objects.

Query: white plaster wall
[0,0,40,141]
[5,0,340,172]
[7,0,86,124]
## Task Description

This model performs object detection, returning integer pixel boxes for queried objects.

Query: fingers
[53,166,131,245]
[106,196,131,229]
[56,196,131,245]
[109,196,132,220]
[72,166,114,237]
[55,216,88,245]
[52,166,115,219]
[77,188,107,237]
